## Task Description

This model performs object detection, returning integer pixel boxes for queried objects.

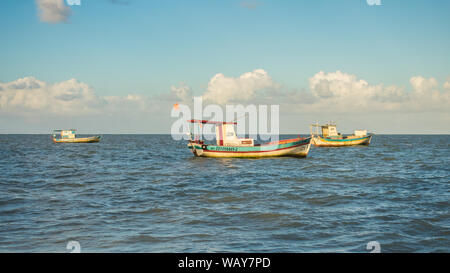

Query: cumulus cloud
[303,70,407,112]
[174,69,449,115]
[407,76,450,112]
[0,76,182,133]
[1,71,449,133]
[36,0,71,23]
[444,80,450,91]
[0,77,162,117]
[203,69,280,104]
[170,83,193,103]
[309,70,372,99]
[410,76,438,94]
[0,77,99,115]
[294,71,450,113]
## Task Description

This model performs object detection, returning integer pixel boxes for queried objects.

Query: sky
[0,0,449,134]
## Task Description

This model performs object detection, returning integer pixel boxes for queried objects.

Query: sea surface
[0,134,448,252]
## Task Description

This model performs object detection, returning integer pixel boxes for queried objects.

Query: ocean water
[0,134,448,253]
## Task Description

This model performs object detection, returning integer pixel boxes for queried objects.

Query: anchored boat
[187,119,311,158]
[310,122,373,147]
[52,129,101,143]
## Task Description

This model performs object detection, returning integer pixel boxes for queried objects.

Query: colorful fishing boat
[52,129,101,143]
[310,122,373,147]
[187,120,311,158]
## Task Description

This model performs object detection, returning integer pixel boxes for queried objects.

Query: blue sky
[1,0,449,95]
[0,0,449,133]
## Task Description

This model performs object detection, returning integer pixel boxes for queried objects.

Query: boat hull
[53,136,101,143]
[312,135,372,147]
[188,138,311,158]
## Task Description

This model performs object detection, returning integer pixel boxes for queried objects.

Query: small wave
[272,233,307,241]
[130,207,170,215]
[184,219,209,225]
[333,168,353,172]
[241,212,289,220]
[205,196,245,203]
[127,235,168,243]
[305,195,354,206]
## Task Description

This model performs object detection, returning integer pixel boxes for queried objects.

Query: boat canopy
[187,119,253,147]
[53,129,77,132]
[187,119,237,125]
[310,122,338,138]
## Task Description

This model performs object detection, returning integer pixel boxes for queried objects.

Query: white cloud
[445,83,450,90]
[0,77,163,117]
[1,71,449,133]
[410,76,438,94]
[185,70,449,115]
[0,77,99,115]
[407,76,450,112]
[170,83,192,102]
[297,70,405,113]
[5,71,443,119]
[0,76,180,133]
[36,0,71,23]
[442,78,450,91]
[309,70,374,99]
[203,69,280,104]
[292,71,450,114]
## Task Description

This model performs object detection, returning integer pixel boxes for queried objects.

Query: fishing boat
[187,119,311,158]
[52,129,101,143]
[310,122,373,147]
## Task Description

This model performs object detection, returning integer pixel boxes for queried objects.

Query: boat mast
[311,121,320,137]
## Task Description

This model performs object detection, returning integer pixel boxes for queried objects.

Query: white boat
[187,120,311,158]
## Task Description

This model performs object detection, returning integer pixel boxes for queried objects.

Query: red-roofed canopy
[187,119,237,125]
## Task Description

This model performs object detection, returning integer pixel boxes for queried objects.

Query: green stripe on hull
[196,138,310,152]
[319,136,371,142]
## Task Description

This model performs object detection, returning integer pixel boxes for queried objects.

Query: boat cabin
[311,123,341,138]
[215,123,254,147]
[188,120,254,147]
[53,129,77,140]
[311,122,369,139]
[320,124,338,138]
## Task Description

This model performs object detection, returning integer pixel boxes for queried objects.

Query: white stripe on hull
[190,143,311,158]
